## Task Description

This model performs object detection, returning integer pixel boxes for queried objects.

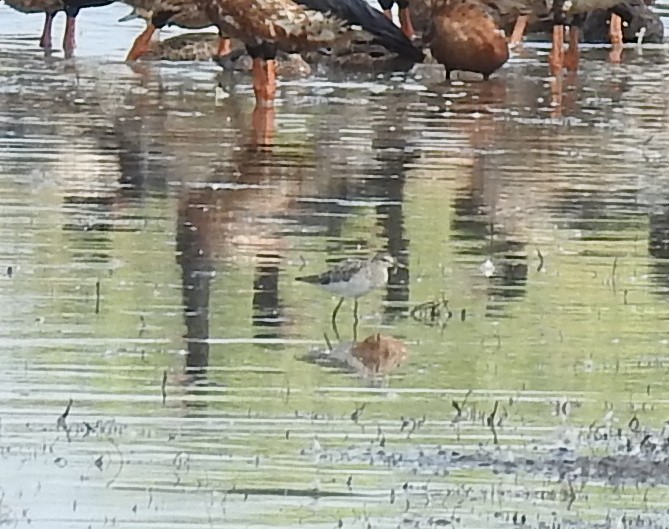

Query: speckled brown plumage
[427,0,510,78]
[121,0,211,29]
[5,0,63,14]
[199,0,345,50]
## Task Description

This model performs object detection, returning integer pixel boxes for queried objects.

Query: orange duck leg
[252,58,277,106]
[508,15,528,47]
[217,36,231,56]
[549,24,565,75]
[398,7,415,39]
[63,15,76,57]
[126,23,156,61]
[564,25,580,71]
[609,14,623,63]
[39,12,56,49]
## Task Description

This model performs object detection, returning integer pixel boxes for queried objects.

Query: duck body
[124,0,230,61]
[4,0,63,14]
[200,0,422,59]
[122,0,211,29]
[427,0,510,79]
[197,0,423,102]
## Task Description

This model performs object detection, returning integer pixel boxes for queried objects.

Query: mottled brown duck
[426,0,510,79]
[123,0,230,61]
[4,0,114,55]
[547,0,640,73]
[195,0,423,104]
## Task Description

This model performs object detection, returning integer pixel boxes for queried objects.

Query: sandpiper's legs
[39,12,56,50]
[331,297,344,340]
[609,14,623,63]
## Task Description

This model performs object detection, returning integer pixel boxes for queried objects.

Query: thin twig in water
[486,401,499,445]
[57,399,73,430]
[611,257,618,292]
[95,279,101,314]
[161,370,167,406]
[452,389,473,420]
[351,403,366,423]
[536,247,545,272]
[566,477,577,510]
[323,333,332,352]
[106,437,124,489]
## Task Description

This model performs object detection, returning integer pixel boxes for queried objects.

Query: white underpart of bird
[319,267,389,298]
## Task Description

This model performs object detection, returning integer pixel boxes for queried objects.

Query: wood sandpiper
[296,252,401,336]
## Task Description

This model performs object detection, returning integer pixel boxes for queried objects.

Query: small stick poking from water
[161,370,167,405]
[486,401,499,445]
[351,403,366,423]
[452,389,473,420]
[57,399,73,430]
[323,333,332,352]
[611,257,618,292]
[536,248,544,272]
[95,279,101,314]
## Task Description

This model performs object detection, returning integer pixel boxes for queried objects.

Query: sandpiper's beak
[118,9,141,23]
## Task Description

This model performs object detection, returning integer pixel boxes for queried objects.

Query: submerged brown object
[122,0,228,61]
[350,334,408,375]
[137,33,240,61]
[426,0,510,79]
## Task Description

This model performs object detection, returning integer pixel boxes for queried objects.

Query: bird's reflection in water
[175,101,298,390]
[648,207,669,297]
[451,154,528,317]
[371,131,413,325]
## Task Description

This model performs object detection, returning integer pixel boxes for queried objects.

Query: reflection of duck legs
[251,103,276,147]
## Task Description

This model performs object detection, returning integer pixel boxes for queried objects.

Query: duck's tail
[295,0,424,62]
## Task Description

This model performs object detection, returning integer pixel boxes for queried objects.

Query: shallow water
[2,2,669,528]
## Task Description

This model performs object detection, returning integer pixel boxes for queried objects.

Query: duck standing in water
[426,0,510,79]
[4,0,113,55]
[548,0,627,73]
[124,0,231,60]
[196,0,423,104]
